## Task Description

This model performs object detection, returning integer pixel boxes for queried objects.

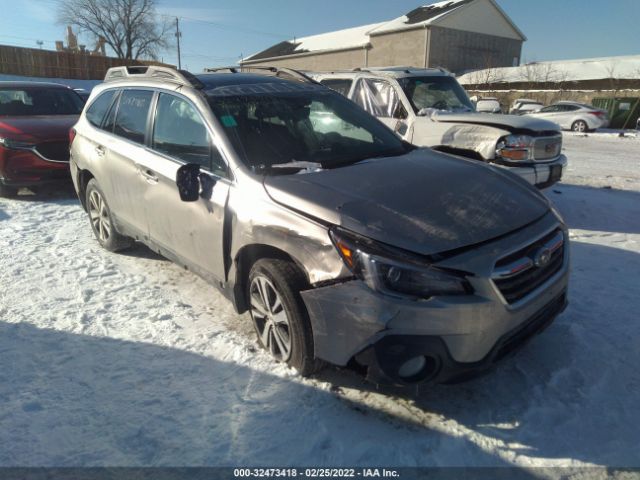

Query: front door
[140,92,231,283]
[350,78,410,140]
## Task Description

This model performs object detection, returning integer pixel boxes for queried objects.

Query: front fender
[227,184,349,286]
[439,124,509,160]
[411,118,508,160]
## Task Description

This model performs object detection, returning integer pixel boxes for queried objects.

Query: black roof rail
[203,65,319,85]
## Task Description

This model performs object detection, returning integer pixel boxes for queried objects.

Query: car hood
[263,149,549,256]
[0,115,79,143]
[432,111,559,133]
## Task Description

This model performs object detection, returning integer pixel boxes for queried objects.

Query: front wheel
[571,120,589,132]
[248,258,322,376]
[85,179,133,252]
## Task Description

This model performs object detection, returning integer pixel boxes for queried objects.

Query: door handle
[139,167,159,183]
[95,145,105,157]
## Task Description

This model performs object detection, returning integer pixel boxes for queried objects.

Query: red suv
[0,82,84,196]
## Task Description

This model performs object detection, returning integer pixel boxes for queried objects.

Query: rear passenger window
[152,93,227,177]
[86,90,116,128]
[113,90,153,144]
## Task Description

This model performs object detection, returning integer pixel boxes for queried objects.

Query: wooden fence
[0,45,172,80]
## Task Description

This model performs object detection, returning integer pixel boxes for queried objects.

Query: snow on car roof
[458,54,640,84]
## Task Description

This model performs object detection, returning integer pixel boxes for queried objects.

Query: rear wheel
[247,258,322,376]
[0,184,18,198]
[85,179,133,252]
[571,120,588,132]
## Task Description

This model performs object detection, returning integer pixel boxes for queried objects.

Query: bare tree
[603,60,620,96]
[57,0,170,60]
[467,50,504,89]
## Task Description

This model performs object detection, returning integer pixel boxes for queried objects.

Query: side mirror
[176,163,201,202]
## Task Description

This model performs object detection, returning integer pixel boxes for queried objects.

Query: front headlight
[496,134,534,161]
[330,228,472,300]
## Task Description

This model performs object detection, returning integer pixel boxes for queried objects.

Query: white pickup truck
[312,67,567,189]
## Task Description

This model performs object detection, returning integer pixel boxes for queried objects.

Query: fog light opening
[398,356,427,379]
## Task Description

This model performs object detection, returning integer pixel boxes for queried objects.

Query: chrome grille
[533,135,562,161]
[492,229,565,304]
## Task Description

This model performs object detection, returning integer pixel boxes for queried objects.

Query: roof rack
[203,66,319,85]
[103,66,205,89]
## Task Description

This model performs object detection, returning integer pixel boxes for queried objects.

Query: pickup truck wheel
[85,179,133,252]
[248,258,322,376]
[0,184,18,197]
[572,120,588,132]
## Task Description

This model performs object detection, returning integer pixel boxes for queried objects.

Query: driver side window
[353,79,406,119]
[152,93,228,178]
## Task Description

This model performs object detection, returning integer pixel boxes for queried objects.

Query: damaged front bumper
[301,215,570,386]
[496,154,567,189]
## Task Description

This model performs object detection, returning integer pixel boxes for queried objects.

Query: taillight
[69,128,76,146]
[589,111,605,117]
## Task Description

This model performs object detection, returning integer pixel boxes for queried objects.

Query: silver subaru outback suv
[70,66,569,385]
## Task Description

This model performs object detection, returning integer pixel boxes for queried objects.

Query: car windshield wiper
[270,160,322,170]
[253,160,323,175]
[321,148,407,169]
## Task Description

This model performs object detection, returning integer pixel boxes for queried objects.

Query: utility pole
[175,17,182,70]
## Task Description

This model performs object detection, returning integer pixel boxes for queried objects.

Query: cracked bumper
[301,216,570,385]
[497,155,567,189]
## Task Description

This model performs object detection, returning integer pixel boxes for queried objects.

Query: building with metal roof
[240,0,526,74]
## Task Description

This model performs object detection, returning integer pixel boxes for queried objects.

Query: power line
[160,14,291,40]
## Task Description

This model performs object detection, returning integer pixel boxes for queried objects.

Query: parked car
[312,68,567,189]
[0,82,83,196]
[70,66,569,386]
[73,88,91,103]
[475,97,502,114]
[510,98,544,115]
[526,101,610,132]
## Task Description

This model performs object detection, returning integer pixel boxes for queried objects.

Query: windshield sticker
[220,115,237,127]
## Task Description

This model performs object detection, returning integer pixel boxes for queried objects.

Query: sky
[1,0,639,73]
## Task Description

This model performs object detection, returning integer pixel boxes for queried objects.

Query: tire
[247,258,323,376]
[0,184,18,198]
[85,179,133,252]
[571,120,589,132]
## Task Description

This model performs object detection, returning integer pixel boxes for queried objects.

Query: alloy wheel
[249,274,293,361]
[88,189,111,243]
[573,121,587,132]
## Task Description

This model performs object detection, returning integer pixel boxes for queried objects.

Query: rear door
[533,105,562,122]
[140,92,231,283]
[100,89,154,236]
[555,104,581,129]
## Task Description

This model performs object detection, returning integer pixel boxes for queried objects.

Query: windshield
[0,87,84,116]
[208,84,410,174]
[398,76,474,113]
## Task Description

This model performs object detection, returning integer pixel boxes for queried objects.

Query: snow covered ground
[0,133,639,472]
